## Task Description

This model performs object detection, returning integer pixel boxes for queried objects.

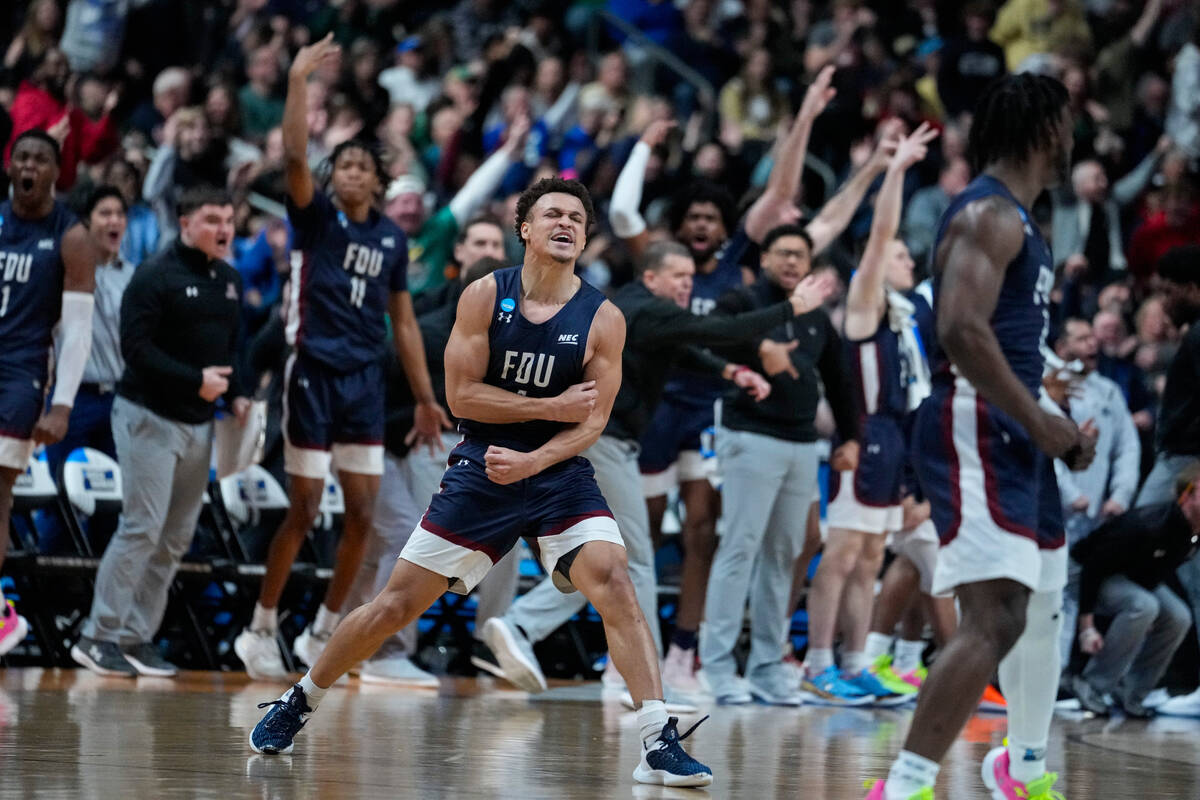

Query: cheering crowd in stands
[2,0,1200,714]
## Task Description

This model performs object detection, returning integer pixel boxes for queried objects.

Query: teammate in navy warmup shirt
[234,35,448,680]
[249,177,714,788]
[866,75,1097,800]
[0,130,96,656]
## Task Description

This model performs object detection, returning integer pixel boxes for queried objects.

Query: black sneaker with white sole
[71,636,138,677]
[122,642,179,677]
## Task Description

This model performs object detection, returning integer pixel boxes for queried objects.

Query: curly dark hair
[514,177,595,244]
[966,73,1069,175]
[321,139,389,201]
[666,180,736,237]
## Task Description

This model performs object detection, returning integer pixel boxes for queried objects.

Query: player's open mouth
[551,233,573,244]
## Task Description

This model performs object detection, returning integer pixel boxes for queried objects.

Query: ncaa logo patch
[500,298,516,313]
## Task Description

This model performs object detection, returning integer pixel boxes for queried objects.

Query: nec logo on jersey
[557,333,579,345]
[381,236,395,249]
[37,239,53,250]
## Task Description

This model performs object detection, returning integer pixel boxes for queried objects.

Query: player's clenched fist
[484,446,539,485]
[549,380,597,423]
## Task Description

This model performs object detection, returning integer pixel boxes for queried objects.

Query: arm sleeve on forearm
[51,291,94,407]
[610,141,650,239]
[448,146,514,226]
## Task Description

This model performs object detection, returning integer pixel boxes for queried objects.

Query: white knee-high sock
[999,588,1062,784]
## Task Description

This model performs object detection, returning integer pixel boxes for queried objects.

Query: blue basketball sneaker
[249,685,312,754]
[633,715,714,787]
[801,665,874,706]
[844,668,912,708]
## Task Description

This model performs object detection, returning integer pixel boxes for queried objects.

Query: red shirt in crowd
[1127,204,1200,282]
[4,81,119,191]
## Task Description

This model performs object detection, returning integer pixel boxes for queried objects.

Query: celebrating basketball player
[234,35,449,679]
[866,74,1096,799]
[248,175,713,788]
[0,130,96,655]
[805,122,938,706]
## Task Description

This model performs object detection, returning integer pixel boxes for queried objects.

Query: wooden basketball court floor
[0,669,1197,799]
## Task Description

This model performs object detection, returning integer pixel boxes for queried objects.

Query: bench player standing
[248,177,714,788]
[0,130,95,654]
[804,123,939,705]
[235,35,448,678]
[866,74,1096,800]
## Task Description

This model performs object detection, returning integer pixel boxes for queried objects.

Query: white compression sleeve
[609,141,650,239]
[998,587,1063,783]
[448,147,515,226]
[51,291,95,408]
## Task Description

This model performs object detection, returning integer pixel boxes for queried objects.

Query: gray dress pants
[1081,575,1191,702]
[83,397,213,645]
[503,435,662,656]
[699,427,818,679]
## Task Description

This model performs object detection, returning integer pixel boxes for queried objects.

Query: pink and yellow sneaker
[0,600,29,657]
[901,663,928,689]
[862,780,934,799]
[981,746,1065,799]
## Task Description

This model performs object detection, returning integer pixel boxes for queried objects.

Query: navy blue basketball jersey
[929,175,1054,395]
[0,199,77,379]
[661,227,748,403]
[458,266,607,453]
[846,315,907,419]
[286,192,408,372]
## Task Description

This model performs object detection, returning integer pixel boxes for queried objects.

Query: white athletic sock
[894,639,925,674]
[293,672,327,710]
[637,699,668,749]
[806,647,834,674]
[865,632,894,661]
[999,589,1061,784]
[251,603,277,634]
[885,750,939,799]
[843,650,869,675]
[312,604,342,636]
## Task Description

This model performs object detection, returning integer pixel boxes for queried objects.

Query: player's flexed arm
[484,302,625,484]
[937,198,1094,468]
[445,274,600,426]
